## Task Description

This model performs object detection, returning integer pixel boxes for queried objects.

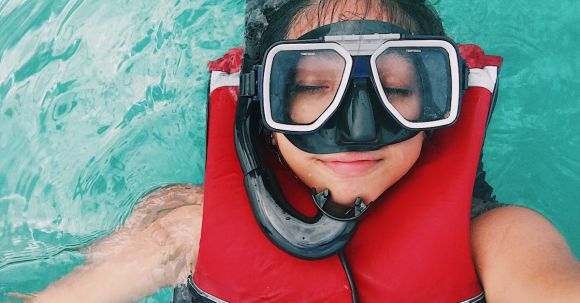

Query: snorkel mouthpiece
[313,189,370,221]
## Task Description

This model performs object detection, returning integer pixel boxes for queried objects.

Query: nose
[336,78,378,144]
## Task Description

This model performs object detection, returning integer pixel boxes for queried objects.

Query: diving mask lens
[263,43,352,132]
[271,50,345,125]
[371,41,460,129]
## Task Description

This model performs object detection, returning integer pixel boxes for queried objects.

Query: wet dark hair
[246,0,445,65]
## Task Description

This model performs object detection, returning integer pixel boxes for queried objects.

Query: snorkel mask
[236,20,468,259]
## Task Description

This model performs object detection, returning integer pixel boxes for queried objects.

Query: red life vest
[193,46,502,302]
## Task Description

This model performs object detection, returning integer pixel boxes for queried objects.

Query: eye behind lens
[383,86,412,97]
[292,84,330,94]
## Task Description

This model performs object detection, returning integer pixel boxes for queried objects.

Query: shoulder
[123,184,204,229]
[471,206,566,251]
[139,184,204,206]
[79,184,205,290]
[471,206,580,301]
[133,184,205,284]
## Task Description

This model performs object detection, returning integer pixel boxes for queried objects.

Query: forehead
[287,0,391,39]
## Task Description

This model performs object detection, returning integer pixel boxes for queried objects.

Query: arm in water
[472,206,580,302]
[17,184,203,303]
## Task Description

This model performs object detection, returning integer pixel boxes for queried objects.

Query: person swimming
[21,1,580,302]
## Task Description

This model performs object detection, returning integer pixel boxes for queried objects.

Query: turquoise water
[0,0,578,301]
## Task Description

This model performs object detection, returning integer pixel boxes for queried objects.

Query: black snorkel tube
[235,69,358,261]
[234,1,359,260]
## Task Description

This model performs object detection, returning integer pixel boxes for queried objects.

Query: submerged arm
[472,206,580,302]
[27,185,204,303]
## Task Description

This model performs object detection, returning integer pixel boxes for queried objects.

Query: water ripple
[0,0,68,58]
[13,39,81,82]
[1,2,243,293]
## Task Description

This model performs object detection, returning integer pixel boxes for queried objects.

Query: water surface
[1,0,578,301]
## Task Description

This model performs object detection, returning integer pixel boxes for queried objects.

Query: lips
[317,152,382,177]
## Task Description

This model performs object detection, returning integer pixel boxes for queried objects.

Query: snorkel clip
[240,72,256,97]
[240,65,263,100]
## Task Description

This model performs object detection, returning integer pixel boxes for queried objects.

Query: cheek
[373,132,424,189]
[393,132,424,167]
[290,98,327,125]
[392,94,422,121]
[274,133,314,180]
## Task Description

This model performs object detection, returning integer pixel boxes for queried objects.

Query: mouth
[317,152,382,177]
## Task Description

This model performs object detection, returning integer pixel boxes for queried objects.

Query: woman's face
[275,1,424,205]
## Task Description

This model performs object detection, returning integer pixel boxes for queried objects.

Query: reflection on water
[1,0,579,301]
